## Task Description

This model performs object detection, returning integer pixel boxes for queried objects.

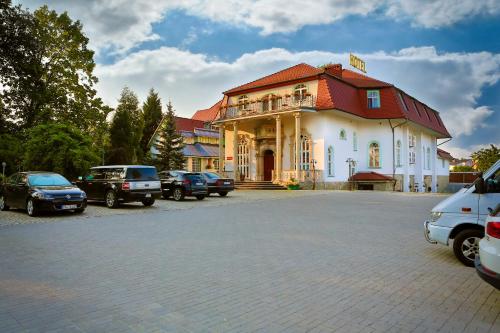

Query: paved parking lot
[0,190,499,332]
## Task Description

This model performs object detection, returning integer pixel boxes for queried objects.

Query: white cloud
[17,0,500,53]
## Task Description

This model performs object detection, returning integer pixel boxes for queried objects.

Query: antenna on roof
[349,53,367,73]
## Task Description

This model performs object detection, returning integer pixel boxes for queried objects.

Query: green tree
[471,144,500,172]
[0,133,23,176]
[155,101,185,170]
[452,165,475,172]
[0,3,109,132]
[140,88,163,157]
[108,87,143,164]
[23,123,99,179]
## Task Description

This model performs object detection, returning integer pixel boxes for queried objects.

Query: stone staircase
[235,181,287,190]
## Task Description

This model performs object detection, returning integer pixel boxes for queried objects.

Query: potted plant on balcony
[286,178,300,190]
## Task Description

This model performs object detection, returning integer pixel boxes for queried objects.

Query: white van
[424,159,500,266]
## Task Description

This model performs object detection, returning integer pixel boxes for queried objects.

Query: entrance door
[263,150,274,181]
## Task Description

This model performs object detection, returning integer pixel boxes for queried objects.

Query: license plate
[196,183,203,186]
[145,193,151,198]
[62,204,77,210]
[224,182,230,185]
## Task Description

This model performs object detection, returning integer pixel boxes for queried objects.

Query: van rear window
[126,168,159,181]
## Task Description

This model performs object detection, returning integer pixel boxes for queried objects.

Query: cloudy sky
[17,0,500,158]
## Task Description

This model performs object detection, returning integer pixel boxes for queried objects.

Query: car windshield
[204,172,221,179]
[28,174,72,187]
[125,168,159,180]
[186,174,204,182]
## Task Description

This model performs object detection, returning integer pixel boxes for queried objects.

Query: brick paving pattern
[0,191,499,332]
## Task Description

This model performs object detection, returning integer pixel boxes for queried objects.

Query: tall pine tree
[140,88,163,158]
[156,100,185,171]
[108,87,142,164]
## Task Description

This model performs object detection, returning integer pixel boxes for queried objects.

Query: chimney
[323,63,342,78]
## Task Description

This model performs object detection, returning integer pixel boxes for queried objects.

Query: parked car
[0,171,87,217]
[202,172,234,197]
[475,203,500,289]
[76,165,161,208]
[158,171,207,201]
[424,159,500,266]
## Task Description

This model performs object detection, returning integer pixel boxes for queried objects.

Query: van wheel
[105,190,119,208]
[218,192,228,197]
[173,188,184,201]
[142,198,155,206]
[196,195,205,200]
[0,195,9,211]
[453,229,483,267]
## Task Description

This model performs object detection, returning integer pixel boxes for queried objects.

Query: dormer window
[238,95,249,111]
[398,92,408,112]
[367,90,380,109]
[294,84,307,102]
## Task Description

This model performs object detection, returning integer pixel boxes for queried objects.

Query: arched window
[396,140,402,167]
[294,84,307,102]
[426,147,431,170]
[369,141,380,168]
[238,136,250,177]
[339,129,346,140]
[300,135,312,170]
[353,132,358,151]
[238,95,249,111]
[327,146,334,177]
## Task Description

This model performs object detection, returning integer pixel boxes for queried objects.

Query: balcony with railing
[221,94,316,120]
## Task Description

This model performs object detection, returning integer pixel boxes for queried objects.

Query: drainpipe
[388,119,408,191]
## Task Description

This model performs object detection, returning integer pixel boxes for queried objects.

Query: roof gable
[192,99,223,122]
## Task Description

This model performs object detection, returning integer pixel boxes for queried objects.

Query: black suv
[76,165,161,208]
[158,171,208,201]
[0,171,87,217]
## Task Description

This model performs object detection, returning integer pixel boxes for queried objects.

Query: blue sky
[18,0,500,158]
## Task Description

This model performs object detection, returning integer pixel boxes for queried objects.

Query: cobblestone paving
[0,191,499,333]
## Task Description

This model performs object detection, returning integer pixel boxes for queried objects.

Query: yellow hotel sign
[350,53,366,73]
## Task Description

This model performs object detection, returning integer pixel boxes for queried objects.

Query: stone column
[294,112,301,179]
[218,125,225,174]
[275,115,282,182]
[233,121,239,181]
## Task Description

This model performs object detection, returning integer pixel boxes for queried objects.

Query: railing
[221,95,316,119]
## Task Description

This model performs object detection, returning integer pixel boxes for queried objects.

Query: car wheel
[173,187,185,201]
[142,198,155,206]
[26,198,38,217]
[218,191,228,197]
[453,229,484,267]
[0,195,9,211]
[105,190,119,208]
[196,195,205,200]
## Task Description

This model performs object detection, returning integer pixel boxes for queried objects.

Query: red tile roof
[437,148,453,161]
[341,69,392,88]
[350,172,394,181]
[192,99,223,122]
[175,117,205,132]
[224,63,321,95]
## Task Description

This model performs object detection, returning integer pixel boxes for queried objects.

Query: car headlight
[32,192,52,199]
[430,211,442,223]
[80,191,86,198]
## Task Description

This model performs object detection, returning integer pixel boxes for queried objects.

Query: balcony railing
[221,94,316,119]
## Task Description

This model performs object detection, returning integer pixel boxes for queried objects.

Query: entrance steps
[235,181,287,190]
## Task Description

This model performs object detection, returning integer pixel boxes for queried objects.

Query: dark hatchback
[0,172,87,217]
[159,171,208,201]
[202,172,234,197]
[76,165,161,208]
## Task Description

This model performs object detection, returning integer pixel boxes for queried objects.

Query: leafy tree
[0,3,109,132]
[0,133,23,176]
[452,165,475,172]
[471,144,500,172]
[108,87,143,164]
[155,101,185,170]
[140,88,163,157]
[23,123,99,179]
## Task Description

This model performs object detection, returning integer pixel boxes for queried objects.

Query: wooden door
[263,150,274,181]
